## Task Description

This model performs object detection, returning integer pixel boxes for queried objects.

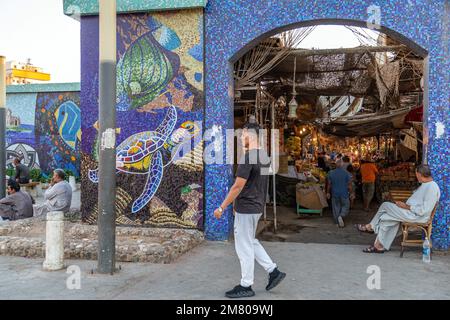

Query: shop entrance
[232,24,427,245]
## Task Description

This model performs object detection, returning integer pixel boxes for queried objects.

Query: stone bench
[20,182,40,198]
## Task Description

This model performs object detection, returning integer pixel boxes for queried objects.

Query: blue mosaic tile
[204,0,449,248]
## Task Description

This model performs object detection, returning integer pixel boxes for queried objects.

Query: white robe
[370,181,440,250]
[34,181,72,217]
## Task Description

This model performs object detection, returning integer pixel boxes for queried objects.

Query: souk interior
[233,26,425,244]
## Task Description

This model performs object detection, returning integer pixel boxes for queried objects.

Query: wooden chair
[389,189,413,202]
[400,203,438,258]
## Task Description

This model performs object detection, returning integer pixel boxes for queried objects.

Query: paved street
[1,241,449,300]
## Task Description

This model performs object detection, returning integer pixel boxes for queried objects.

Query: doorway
[232,24,427,245]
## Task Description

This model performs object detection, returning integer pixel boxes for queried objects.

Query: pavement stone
[0,241,449,300]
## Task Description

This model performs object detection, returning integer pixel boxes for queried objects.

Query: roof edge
[6,83,80,94]
[64,0,207,19]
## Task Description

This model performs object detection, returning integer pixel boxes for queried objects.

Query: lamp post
[97,0,117,274]
[0,56,6,199]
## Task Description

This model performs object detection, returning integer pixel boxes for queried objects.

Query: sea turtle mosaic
[88,105,200,213]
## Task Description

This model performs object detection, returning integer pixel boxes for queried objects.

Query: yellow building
[6,59,51,85]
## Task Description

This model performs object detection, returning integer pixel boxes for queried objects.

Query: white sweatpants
[234,212,277,287]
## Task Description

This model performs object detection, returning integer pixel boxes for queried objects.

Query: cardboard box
[296,184,328,210]
[278,155,288,174]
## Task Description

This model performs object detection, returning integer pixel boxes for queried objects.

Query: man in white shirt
[355,164,440,253]
[34,169,72,217]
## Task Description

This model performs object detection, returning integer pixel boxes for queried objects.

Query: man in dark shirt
[326,166,353,228]
[214,122,286,298]
[317,151,329,172]
[0,180,33,221]
[13,158,30,184]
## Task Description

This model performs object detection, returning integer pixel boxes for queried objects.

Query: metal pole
[271,101,277,232]
[97,0,117,274]
[0,56,6,199]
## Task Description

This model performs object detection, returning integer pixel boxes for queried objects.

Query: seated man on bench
[355,164,440,253]
[0,180,33,221]
[34,169,72,217]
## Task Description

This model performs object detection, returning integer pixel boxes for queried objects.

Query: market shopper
[341,156,351,170]
[347,165,357,209]
[335,153,343,167]
[317,152,330,172]
[326,165,353,227]
[360,159,379,211]
[214,122,286,299]
[355,164,440,253]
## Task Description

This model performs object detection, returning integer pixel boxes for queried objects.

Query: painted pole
[0,56,6,199]
[43,211,65,271]
[271,101,277,232]
[97,0,117,274]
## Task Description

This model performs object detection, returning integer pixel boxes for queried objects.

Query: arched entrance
[203,1,448,251]
[232,22,427,244]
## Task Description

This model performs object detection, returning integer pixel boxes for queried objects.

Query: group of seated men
[0,164,72,222]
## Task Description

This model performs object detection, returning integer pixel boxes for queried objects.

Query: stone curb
[0,218,204,263]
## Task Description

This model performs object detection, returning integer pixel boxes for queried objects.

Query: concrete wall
[5,83,81,178]
[80,10,204,228]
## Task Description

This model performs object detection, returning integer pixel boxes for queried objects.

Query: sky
[0,0,80,83]
[0,1,377,84]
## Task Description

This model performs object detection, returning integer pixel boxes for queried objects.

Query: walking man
[360,158,379,211]
[214,122,286,298]
[326,164,353,227]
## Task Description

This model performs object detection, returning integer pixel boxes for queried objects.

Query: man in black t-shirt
[214,122,286,298]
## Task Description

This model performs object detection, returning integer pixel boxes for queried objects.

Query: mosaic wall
[204,0,450,248]
[5,92,81,178]
[81,10,204,229]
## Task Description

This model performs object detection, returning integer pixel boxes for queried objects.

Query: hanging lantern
[288,57,298,119]
[288,96,298,119]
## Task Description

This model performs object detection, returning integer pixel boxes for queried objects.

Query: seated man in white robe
[34,169,72,217]
[355,164,440,253]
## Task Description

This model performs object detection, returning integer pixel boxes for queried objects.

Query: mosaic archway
[204,0,449,250]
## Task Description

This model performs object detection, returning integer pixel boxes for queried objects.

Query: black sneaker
[266,268,286,291]
[225,285,255,298]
